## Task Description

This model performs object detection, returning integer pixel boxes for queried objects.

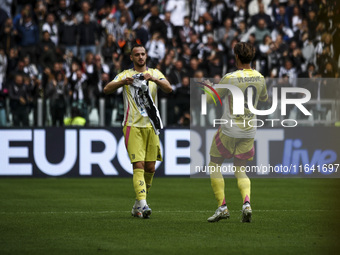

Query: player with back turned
[104,44,172,218]
[206,42,268,222]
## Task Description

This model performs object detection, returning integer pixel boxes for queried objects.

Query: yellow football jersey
[213,69,268,138]
[113,68,165,127]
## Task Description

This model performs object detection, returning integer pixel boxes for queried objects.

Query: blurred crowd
[0,0,339,127]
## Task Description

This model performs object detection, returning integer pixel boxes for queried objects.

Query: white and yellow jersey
[113,68,165,127]
[214,69,268,138]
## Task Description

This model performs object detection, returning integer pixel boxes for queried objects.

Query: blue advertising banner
[0,128,339,177]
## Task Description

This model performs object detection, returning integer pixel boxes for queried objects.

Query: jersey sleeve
[205,75,230,104]
[153,69,166,80]
[113,70,127,82]
[259,78,268,102]
[216,75,231,98]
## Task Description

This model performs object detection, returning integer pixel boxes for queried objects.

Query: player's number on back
[244,85,257,109]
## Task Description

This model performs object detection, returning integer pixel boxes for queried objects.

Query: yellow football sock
[133,168,146,201]
[144,172,154,194]
[234,166,251,203]
[209,162,225,206]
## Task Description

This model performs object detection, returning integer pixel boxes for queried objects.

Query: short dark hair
[233,42,256,64]
[130,44,146,54]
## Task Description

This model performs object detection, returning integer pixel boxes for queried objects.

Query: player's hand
[143,73,155,82]
[124,77,134,85]
[19,97,26,105]
[203,79,214,86]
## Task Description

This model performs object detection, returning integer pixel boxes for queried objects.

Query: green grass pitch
[0,177,339,255]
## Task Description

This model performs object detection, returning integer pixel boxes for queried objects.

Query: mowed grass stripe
[0,209,339,215]
[0,178,340,255]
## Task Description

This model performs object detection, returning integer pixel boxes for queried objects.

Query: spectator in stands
[116,15,129,42]
[231,0,248,27]
[53,0,70,23]
[207,0,227,27]
[166,0,189,31]
[216,18,238,48]
[302,0,318,18]
[75,0,96,23]
[188,32,203,58]
[253,18,270,45]
[148,6,167,40]
[178,16,195,45]
[279,58,297,86]
[22,55,38,80]
[175,75,190,123]
[42,13,58,46]
[275,4,290,28]
[288,40,304,73]
[163,11,175,47]
[114,0,134,27]
[272,21,294,43]
[59,11,78,58]
[118,29,138,70]
[101,34,121,65]
[250,3,273,30]
[131,0,150,20]
[248,0,270,17]
[86,54,110,109]
[146,33,166,68]
[38,30,56,70]
[315,32,334,71]
[69,69,89,123]
[168,59,187,90]
[291,5,303,35]
[187,57,202,77]
[16,12,39,63]
[33,1,47,31]
[94,72,115,126]
[78,13,99,61]
[159,53,174,78]
[237,20,248,41]
[47,71,67,126]
[193,15,206,36]
[258,35,273,76]
[0,18,17,56]
[306,10,318,40]
[9,73,29,126]
[301,32,314,65]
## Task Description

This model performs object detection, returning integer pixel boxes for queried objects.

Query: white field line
[0,209,338,215]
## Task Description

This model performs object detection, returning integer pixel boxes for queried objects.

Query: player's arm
[205,77,229,104]
[259,79,268,102]
[144,73,172,93]
[103,77,134,95]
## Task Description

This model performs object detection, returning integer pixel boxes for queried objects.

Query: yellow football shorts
[210,128,255,160]
[123,126,162,163]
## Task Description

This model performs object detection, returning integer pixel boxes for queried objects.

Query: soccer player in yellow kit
[206,42,268,222]
[104,44,172,218]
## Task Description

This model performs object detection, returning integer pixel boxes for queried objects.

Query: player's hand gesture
[125,77,134,85]
[143,73,155,82]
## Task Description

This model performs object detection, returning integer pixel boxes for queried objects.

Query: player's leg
[144,161,155,194]
[207,129,231,222]
[207,155,230,222]
[132,161,152,218]
[144,128,162,195]
[234,157,251,205]
[123,126,148,218]
[133,161,147,206]
[234,140,254,222]
[209,156,226,208]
